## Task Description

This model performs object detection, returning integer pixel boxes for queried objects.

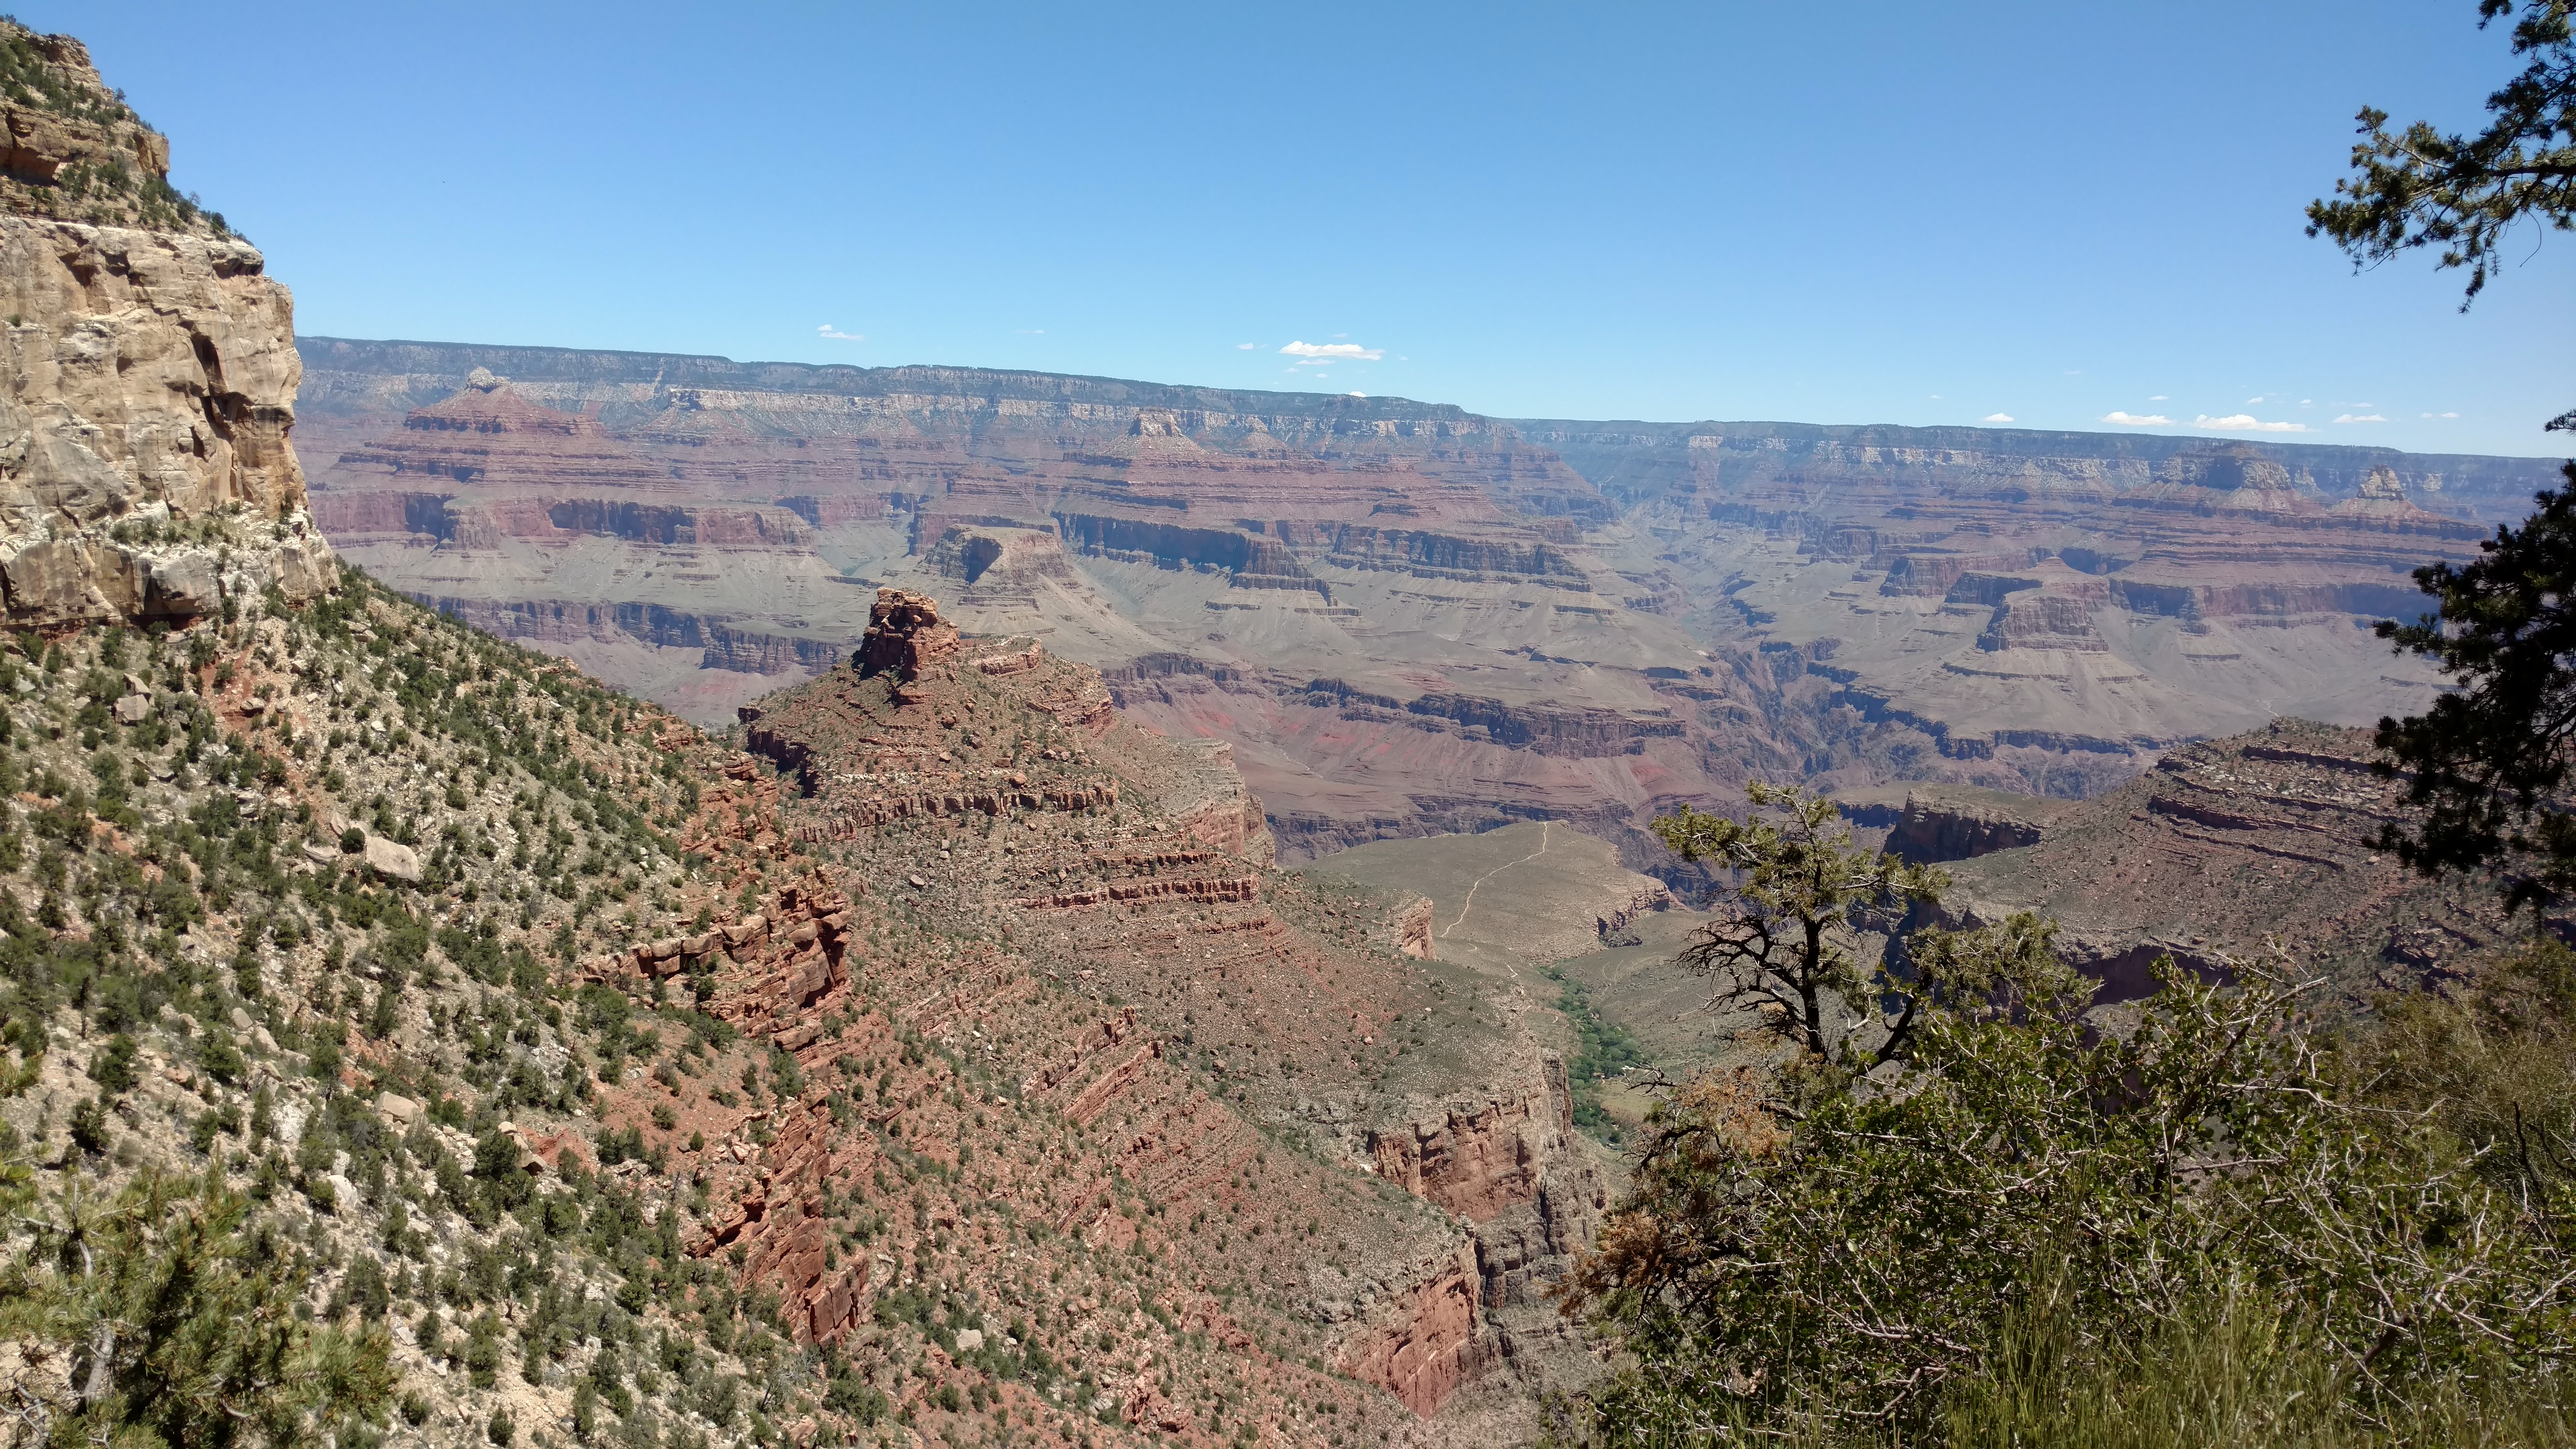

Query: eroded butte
[294,339,2560,876]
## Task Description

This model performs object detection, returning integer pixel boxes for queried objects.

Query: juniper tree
[2306,2,2576,908]
[2307,0,2576,309]
[1650,782,2076,1073]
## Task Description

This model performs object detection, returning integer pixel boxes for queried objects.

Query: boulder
[362,835,421,882]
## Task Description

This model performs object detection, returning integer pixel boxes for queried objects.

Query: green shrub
[1564,951,2576,1443]
[87,1033,137,1094]
[66,1095,109,1154]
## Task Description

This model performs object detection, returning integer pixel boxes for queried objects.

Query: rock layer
[0,22,331,625]
[292,336,2560,881]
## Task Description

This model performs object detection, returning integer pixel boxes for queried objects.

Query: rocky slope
[1934,718,2518,1003]
[0,565,1622,1445]
[0,24,1617,1446]
[290,338,2562,881]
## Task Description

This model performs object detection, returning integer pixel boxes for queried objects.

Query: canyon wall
[0,33,331,625]
[1516,417,2557,524]
[290,335,2563,885]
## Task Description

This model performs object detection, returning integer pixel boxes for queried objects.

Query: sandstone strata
[0,22,331,626]
[1939,718,2518,1001]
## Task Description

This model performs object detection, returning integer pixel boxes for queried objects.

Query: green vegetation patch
[1543,963,1647,1144]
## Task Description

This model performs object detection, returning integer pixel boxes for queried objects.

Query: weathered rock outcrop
[852,586,958,681]
[0,22,332,626]
[1940,719,2519,1001]
[1880,785,2086,863]
[0,26,231,236]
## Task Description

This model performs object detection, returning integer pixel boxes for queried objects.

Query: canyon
[292,338,2562,879]
[0,14,2565,1445]
[0,23,1626,1444]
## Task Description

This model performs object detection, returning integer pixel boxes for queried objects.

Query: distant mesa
[335,381,673,488]
[290,335,2563,878]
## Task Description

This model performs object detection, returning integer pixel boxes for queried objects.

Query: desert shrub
[1559,949,2576,1445]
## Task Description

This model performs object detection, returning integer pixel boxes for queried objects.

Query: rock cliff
[0,19,331,627]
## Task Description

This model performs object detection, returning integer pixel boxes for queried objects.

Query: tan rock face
[0,21,332,628]
[0,214,330,624]
[0,26,220,235]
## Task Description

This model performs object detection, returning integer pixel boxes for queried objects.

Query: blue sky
[32,1,2574,456]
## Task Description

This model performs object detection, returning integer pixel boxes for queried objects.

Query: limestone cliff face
[0,23,331,625]
[0,27,215,235]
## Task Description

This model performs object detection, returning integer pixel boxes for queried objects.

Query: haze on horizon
[32,0,2575,456]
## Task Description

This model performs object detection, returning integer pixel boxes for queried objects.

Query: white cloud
[816,324,864,342]
[2333,413,2388,424]
[1016,328,1046,335]
[2300,399,2313,406]
[1348,391,1367,398]
[2101,411,2175,426]
[2244,396,2266,404]
[2148,394,2169,401]
[2444,411,2460,418]
[2195,414,2311,433]
[1236,342,1257,350]
[1280,340,1383,363]
[1982,413,2015,424]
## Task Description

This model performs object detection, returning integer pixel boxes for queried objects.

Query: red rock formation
[1338,1245,1487,1416]
[658,589,1608,1418]
[852,587,958,681]
[1369,1092,1558,1222]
